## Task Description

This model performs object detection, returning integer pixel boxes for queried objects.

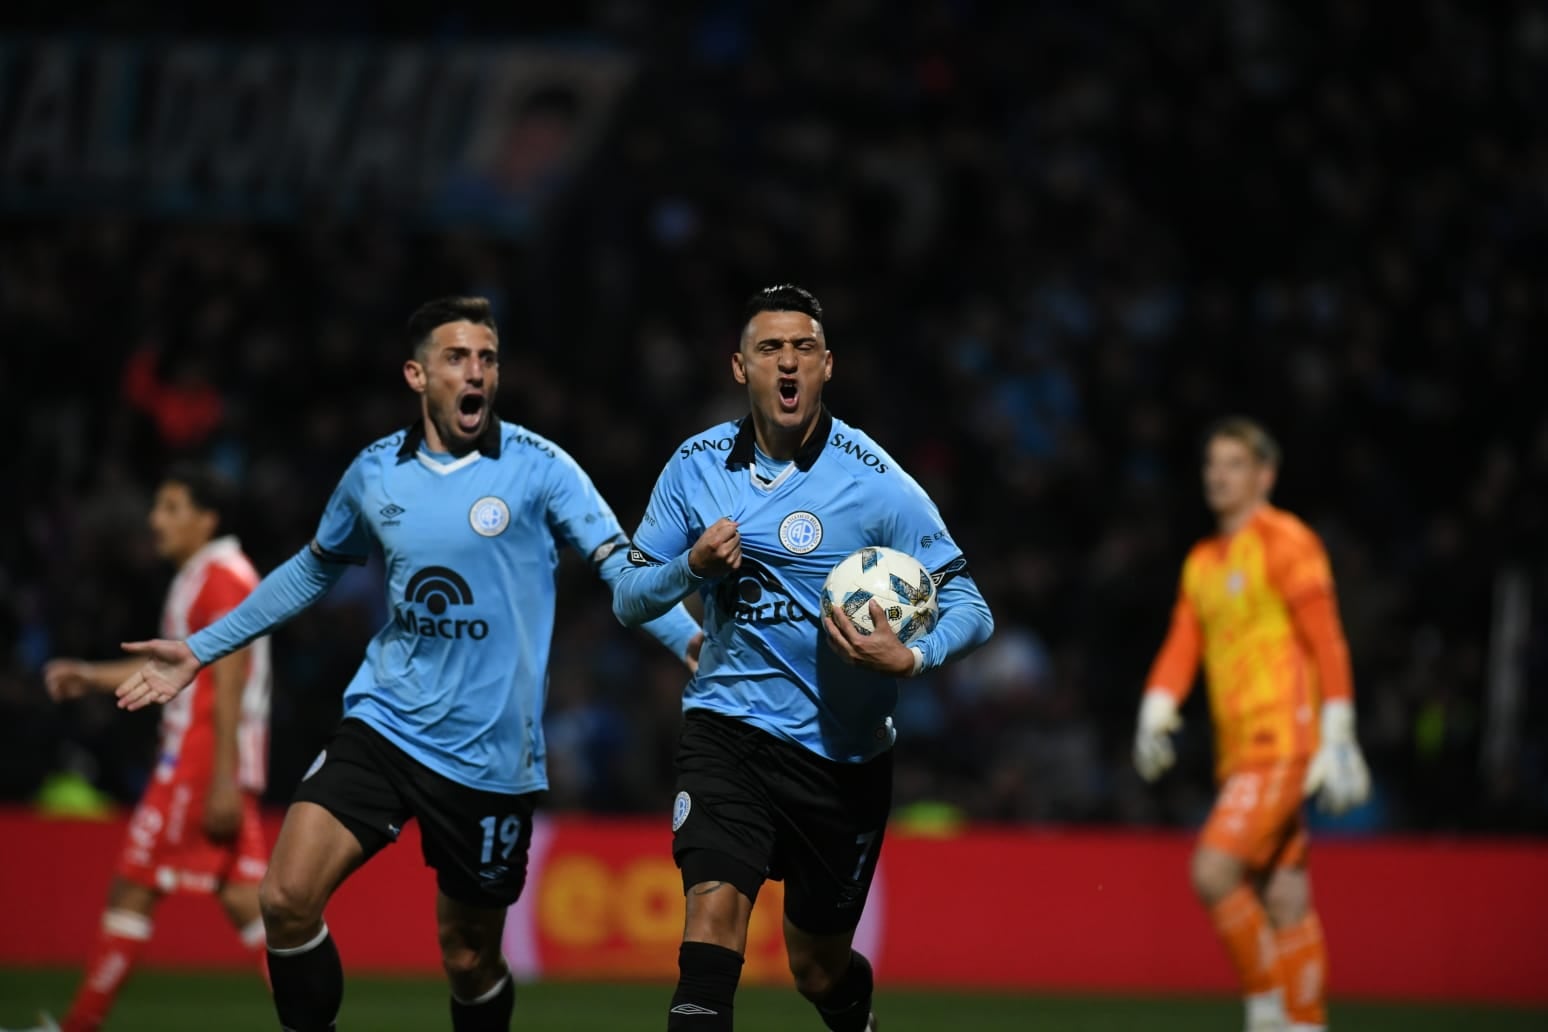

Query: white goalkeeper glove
[1133,690,1182,782]
[1303,699,1371,815]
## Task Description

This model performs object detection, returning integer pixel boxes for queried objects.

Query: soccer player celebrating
[1132,418,1372,1032]
[613,285,995,1032]
[112,297,702,1032]
[9,466,270,1032]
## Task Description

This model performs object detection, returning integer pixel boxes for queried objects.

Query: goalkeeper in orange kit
[1133,418,1370,1032]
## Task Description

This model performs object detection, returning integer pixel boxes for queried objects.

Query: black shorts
[672,709,892,936]
[293,718,538,909]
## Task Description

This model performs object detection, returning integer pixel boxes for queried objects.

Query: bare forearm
[86,658,150,691]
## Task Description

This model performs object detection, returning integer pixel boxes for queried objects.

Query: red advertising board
[1,810,1544,1004]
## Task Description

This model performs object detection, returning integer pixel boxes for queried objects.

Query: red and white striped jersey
[157,535,271,793]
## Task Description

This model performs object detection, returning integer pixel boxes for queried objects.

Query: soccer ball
[821,546,939,644]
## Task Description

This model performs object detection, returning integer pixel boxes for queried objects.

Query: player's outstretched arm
[43,657,146,700]
[114,639,202,710]
[177,545,347,674]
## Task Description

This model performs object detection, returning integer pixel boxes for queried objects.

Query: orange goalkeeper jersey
[1146,505,1353,778]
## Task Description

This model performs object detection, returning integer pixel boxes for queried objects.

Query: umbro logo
[669,1004,719,1015]
[380,503,406,526]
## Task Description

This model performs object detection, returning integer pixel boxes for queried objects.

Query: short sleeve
[544,449,628,561]
[310,458,372,565]
[630,458,695,565]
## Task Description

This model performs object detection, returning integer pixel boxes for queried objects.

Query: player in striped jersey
[8,466,270,1032]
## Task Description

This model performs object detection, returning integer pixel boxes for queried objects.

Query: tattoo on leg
[690,881,727,896]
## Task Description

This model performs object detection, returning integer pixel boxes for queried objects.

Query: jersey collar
[726,406,832,473]
[395,416,503,463]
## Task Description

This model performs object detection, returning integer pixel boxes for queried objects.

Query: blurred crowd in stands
[2,0,1545,832]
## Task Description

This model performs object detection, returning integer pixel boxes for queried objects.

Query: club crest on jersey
[672,791,692,831]
[779,511,823,554]
[469,496,510,537]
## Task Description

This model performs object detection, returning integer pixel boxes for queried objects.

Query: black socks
[267,924,342,1032]
[668,940,745,1030]
[451,970,515,1031]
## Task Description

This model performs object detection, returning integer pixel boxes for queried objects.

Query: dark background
[2,0,1545,835]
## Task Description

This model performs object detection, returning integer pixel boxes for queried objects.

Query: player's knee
[438,936,501,996]
[105,877,159,915]
[258,870,323,934]
[1262,870,1310,927]
[790,957,842,999]
[439,943,480,983]
[217,880,261,924]
[1189,848,1241,905]
[787,943,849,999]
[1263,889,1306,928]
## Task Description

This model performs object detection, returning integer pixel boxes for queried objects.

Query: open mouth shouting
[777,377,800,413]
[456,390,487,434]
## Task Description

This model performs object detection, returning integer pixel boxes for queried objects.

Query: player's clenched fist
[688,517,742,578]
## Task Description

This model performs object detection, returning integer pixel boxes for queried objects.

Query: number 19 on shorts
[479,814,522,864]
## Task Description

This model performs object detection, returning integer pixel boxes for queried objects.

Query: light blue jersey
[617,409,994,763]
[188,418,698,794]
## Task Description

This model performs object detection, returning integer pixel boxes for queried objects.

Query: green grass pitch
[1,969,1543,1031]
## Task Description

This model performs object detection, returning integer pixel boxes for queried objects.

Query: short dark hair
[1206,416,1282,467]
[161,462,236,530]
[406,296,498,359]
[742,284,824,327]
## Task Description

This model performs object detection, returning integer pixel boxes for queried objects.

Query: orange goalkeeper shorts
[1199,759,1309,871]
